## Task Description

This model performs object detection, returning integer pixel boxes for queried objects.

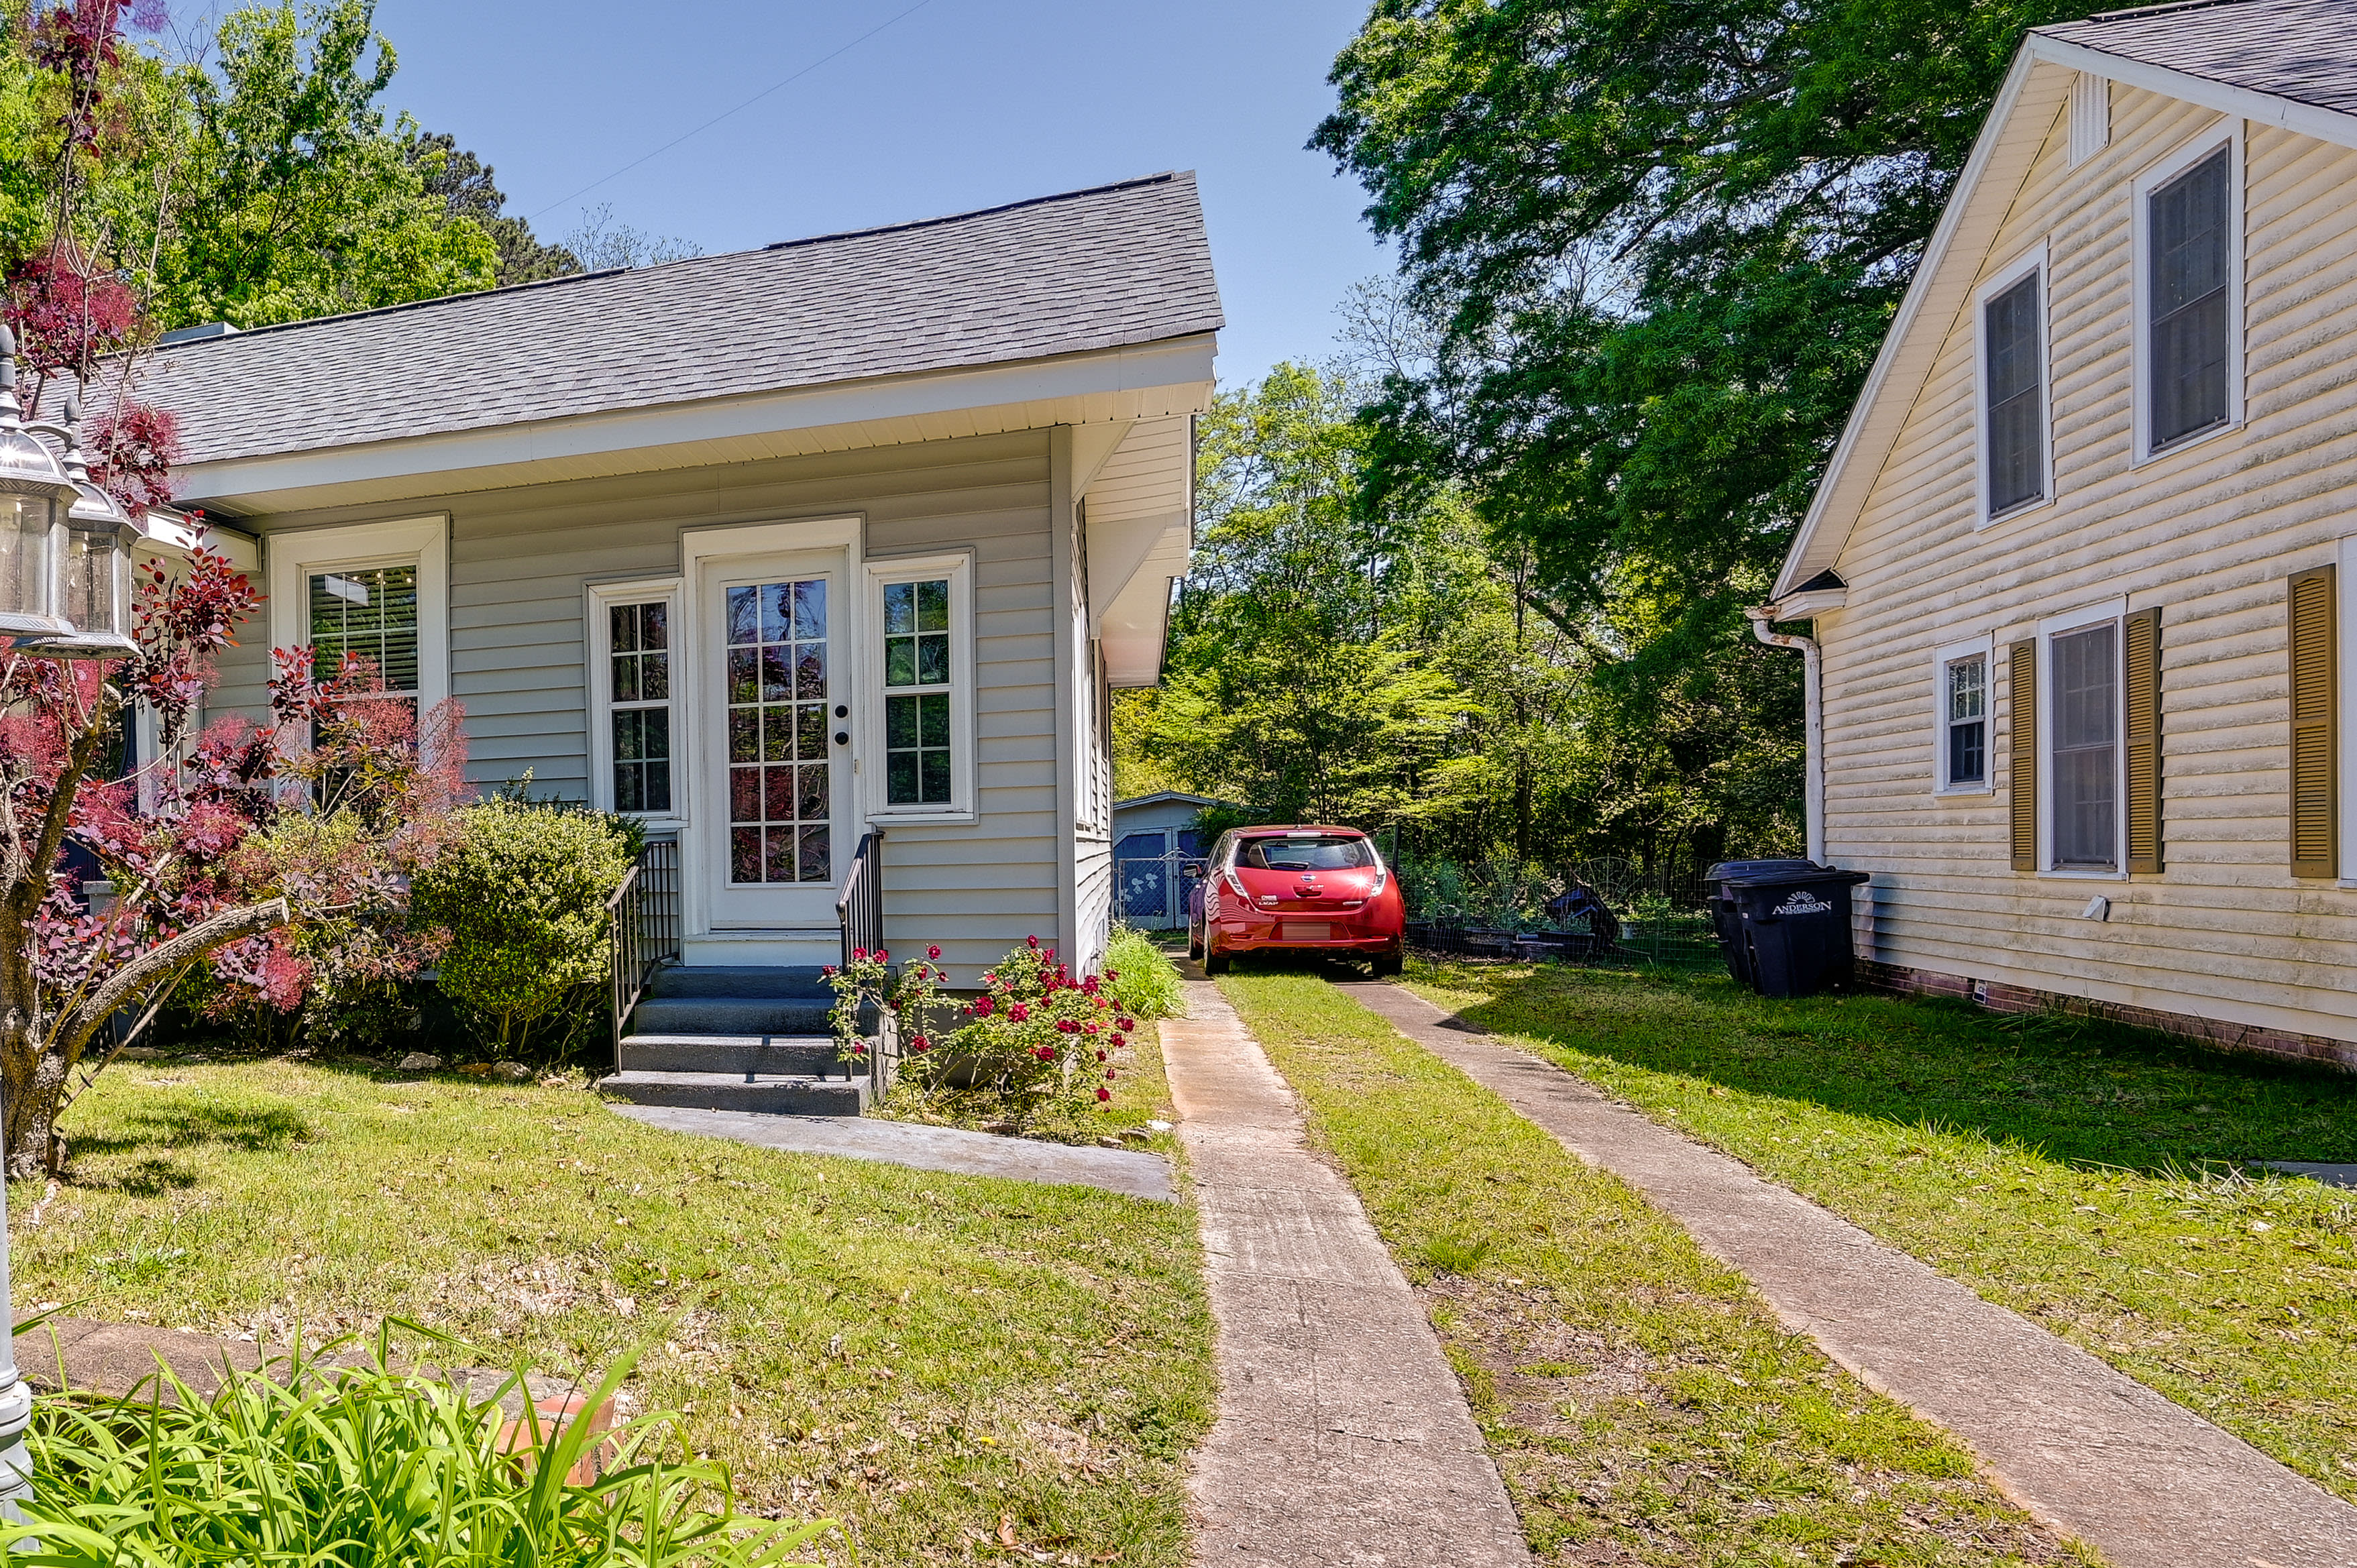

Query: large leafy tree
[1313,0,2085,854]
[406,128,579,286]
[153,0,496,327]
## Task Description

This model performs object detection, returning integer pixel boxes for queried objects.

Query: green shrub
[410,799,634,1060]
[1103,926,1183,1020]
[2,1337,831,1565]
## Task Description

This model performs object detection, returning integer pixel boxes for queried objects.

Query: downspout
[1746,606,1824,865]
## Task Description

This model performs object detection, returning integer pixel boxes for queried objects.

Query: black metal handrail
[836,829,885,1093]
[608,838,681,1061]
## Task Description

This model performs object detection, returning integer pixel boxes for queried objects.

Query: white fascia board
[1773,48,2050,599]
[172,335,1218,508]
[2028,34,2357,152]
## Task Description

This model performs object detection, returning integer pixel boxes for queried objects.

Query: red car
[1189,826,1405,976]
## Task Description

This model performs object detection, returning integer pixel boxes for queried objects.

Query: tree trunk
[0,897,289,1176]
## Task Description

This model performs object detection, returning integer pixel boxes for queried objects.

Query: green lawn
[1406,960,2357,1504]
[9,1060,1213,1566]
[1217,970,2092,1567]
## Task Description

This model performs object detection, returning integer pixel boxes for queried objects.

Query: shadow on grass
[67,1101,314,1195]
[1403,961,2357,1176]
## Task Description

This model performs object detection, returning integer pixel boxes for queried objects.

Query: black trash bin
[1715,864,1872,999]
[1705,859,1818,989]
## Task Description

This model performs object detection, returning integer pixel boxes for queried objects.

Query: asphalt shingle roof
[146,171,1221,467]
[2040,0,2357,118]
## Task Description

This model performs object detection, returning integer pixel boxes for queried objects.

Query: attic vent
[1793,569,1846,594]
[2069,73,2111,168]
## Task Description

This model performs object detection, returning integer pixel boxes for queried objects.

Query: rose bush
[897,936,1131,1127]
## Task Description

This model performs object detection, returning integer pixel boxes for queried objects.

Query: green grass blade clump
[1103,926,1185,1021]
[0,1335,835,1566]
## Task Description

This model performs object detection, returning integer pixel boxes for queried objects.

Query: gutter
[1746,606,1824,864]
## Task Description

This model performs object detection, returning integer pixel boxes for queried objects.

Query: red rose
[1095,1050,1106,1062]
[1096,1087,1110,1102]
[1027,935,1040,948]
[927,944,942,959]
[911,1035,930,1052]
[853,948,868,962]
[973,995,995,1017]
[1009,1002,1030,1022]
[1115,1017,1135,1031]
[1105,968,1119,982]
[1103,1067,1116,1080]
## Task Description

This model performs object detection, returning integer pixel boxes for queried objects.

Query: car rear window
[1239,836,1373,871]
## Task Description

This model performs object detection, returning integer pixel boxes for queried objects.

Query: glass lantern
[0,418,70,637]
[56,487,138,653]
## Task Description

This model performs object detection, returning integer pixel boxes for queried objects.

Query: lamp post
[0,325,148,1522]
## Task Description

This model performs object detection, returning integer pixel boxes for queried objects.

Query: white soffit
[1085,415,1194,684]
[178,336,1216,516]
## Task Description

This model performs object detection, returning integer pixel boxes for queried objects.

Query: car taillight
[1223,865,1250,901]
[1369,855,1388,895]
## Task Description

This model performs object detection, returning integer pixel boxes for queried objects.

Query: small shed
[1111,791,1232,929]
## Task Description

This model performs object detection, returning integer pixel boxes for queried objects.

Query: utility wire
[525,0,942,223]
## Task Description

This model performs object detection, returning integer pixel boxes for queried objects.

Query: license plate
[1284,921,1332,942]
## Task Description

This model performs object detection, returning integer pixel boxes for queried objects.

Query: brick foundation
[1860,961,2357,1074]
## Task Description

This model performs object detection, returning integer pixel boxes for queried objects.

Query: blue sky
[351,0,1390,387]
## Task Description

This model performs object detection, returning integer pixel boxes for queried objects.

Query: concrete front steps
[599,965,869,1115]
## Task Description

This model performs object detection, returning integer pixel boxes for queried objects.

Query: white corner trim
[585,574,687,828]
[1973,239,2054,528]
[2130,119,2245,466]
[861,549,978,825]
[264,514,450,710]
[2336,537,2357,883]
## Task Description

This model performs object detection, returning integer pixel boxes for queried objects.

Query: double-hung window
[2050,620,2120,869]
[869,553,974,819]
[1933,640,1991,793]
[1978,250,2048,520]
[588,578,683,822]
[2138,132,2240,458]
[266,515,451,714]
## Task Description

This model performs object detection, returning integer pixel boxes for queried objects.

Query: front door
[700,551,848,929]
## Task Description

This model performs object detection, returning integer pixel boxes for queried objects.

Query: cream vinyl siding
[207,430,1061,976]
[1818,74,2357,1048]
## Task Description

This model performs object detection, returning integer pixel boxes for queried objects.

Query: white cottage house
[136,175,1217,1106]
[1760,1,2357,1068]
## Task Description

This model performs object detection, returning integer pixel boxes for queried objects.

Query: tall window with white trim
[309,565,419,698]
[1983,272,2045,515]
[1942,652,1986,789]
[2051,622,2119,869]
[607,600,673,814]
[2149,146,2232,449]
[882,576,952,807]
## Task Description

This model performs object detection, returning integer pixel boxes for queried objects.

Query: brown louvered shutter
[2124,607,2162,875]
[2290,565,2338,879]
[2009,638,2038,872]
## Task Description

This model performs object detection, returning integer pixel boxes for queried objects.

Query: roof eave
[174,332,1219,515]
[1772,31,2357,601]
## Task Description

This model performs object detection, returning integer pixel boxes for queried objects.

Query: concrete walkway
[1352,981,2357,1568]
[1161,978,1529,1568]
[609,1105,1173,1201]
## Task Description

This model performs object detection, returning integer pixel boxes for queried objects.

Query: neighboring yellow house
[1762,0,2357,1067]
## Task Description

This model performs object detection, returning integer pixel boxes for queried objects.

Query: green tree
[1312,0,2085,862]
[406,129,579,286]
[152,1,496,327]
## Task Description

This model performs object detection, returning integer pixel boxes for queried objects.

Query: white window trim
[264,515,450,712]
[2036,596,2130,879]
[1974,242,2053,528]
[2132,119,2245,466]
[1932,634,1995,796]
[861,549,977,825]
[586,575,686,828]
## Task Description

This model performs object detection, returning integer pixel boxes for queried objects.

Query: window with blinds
[2289,565,2337,879]
[309,565,420,695]
[1983,270,2045,515]
[2150,146,2232,450]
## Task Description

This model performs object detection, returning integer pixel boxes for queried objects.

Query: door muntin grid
[724,578,832,885]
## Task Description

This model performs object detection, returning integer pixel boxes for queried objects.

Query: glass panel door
[724,579,832,885]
